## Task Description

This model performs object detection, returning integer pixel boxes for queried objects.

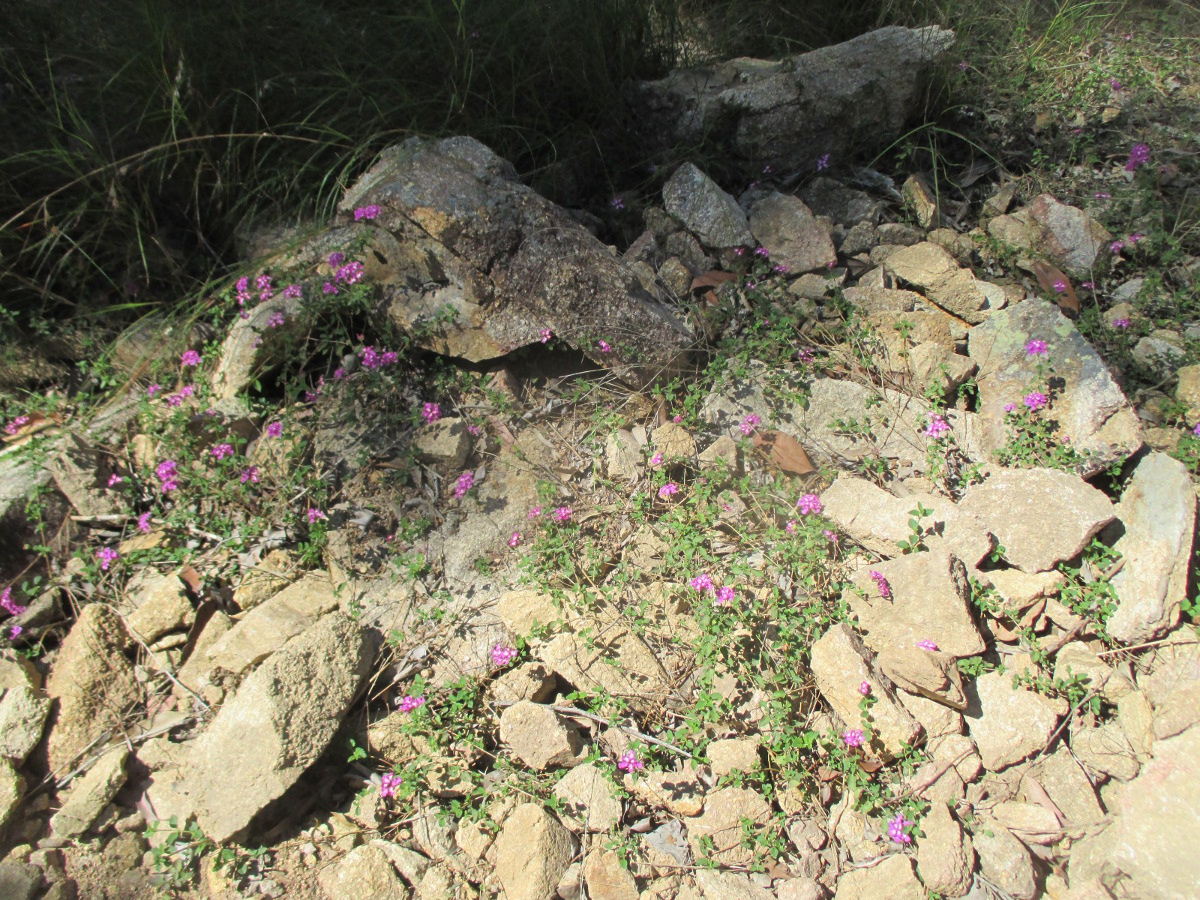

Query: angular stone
[0,758,24,832]
[822,476,994,566]
[699,435,742,478]
[212,295,305,401]
[50,746,129,838]
[987,194,1110,279]
[695,869,775,900]
[652,421,697,460]
[966,671,1064,770]
[553,763,622,832]
[45,605,141,774]
[1072,720,1140,782]
[1053,641,1133,704]
[706,739,760,777]
[489,662,556,704]
[414,418,470,469]
[898,692,962,743]
[903,175,940,229]
[884,242,998,323]
[231,549,294,611]
[842,285,918,315]
[833,854,925,900]
[627,767,706,817]
[967,299,1142,476]
[0,684,50,765]
[979,568,1065,607]
[748,193,836,273]
[1176,364,1200,419]
[492,804,577,900]
[583,849,639,900]
[810,624,922,757]
[686,787,771,866]
[1026,747,1104,826]
[916,802,974,897]
[188,614,372,842]
[662,163,753,250]
[1139,637,1200,741]
[496,589,564,635]
[958,468,1115,573]
[973,822,1037,900]
[499,701,588,771]
[991,800,1063,845]
[878,648,967,710]
[126,574,194,644]
[318,843,410,900]
[846,553,986,659]
[540,628,672,710]
[48,433,118,518]
[1108,452,1196,643]
[606,430,642,482]
[907,341,977,396]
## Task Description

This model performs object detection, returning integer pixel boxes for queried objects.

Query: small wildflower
[739,413,761,436]
[146,385,162,398]
[328,251,345,268]
[508,531,522,549]
[1128,232,1144,244]
[649,452,663,467]
[888,813,914,844]
[491,644,518,667]
[1094,191,1111,199]
[552,506,573,524]
[539,328,552,344]
[454,471,475,499]
[107,473,123,488]
[658,482,679,500]
[733,247,745,257]
[1026,339,1048,356]
[870,570,892,600]
[762,164,772,174]
[354,204,381,221]
[266,311,286,329]
[714,586,735,606]
[924,414,951,439]
[598,340,612,353]
[796,347,816,364]
[8,626,20,640]
[1109,240,1125,253]
[1052,280,1066,294]
[333,367,347,380]
[1109,77,1122,90]
[796,493,823,516]
[1004,403,1018,413]
[307,508,326,524]
[156,460,179,493]
[323,282,338,295]
[1,587,27,617]
[823,530,838,543]
[672,414,683,424]
[618,750,644,772]
[210,443,234,461]
[399,695,425,714]
[1125,143,1151,172]
[137,512,153,533]
[1193,423,1200,437]
[957,60,969,71]
[842,729,865,748]
[96,547,120,571]
[467,424,482,436]
[1024,392,1048,411]
[266,422,283,438]
[859,681,871,696]
[379,772,401,798]
[180,350,201,367]
[4,414,30,435]
[282,283,302,299]
[689,574,714,593]
[235,276,251,305]
[754,246,770,258]
[785,520,797,534]
[528,506,543,519]
[610,196,625,210]
[917,639,939,651]
[240,466,260,484]
[1081,281,1095,290]
[1113,318,1130,330]
[816,153,830,171]
[336,261,364,285]
[180,385,195,398]
[772,263,789,273]
[422,403,442,424]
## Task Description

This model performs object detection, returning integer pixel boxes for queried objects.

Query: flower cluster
[690,574,736,607]
[917,639,939,651]
[739,414,760,436]
[266,421,284,439]
[454,471,475,499]
[1024,392,1048,411]
[421,402,441,424]
[869,570,892,600]
[307,508,326,524]
[211,443,234,461]
[359,345,399,370]
[617,750,643,772]
[539,328,553,344]
[379,771,401,799]
[658,482,679,500]
[354,204,381,221]
[598,340,613,354]
[107,473,123,488]
[842,729,865,748]
[1026,339,1048,356]
[888,813,914,844]
[137,512,153,533]
[507,531,522,549]
[754,246,769,259]
[816,153,831,171]
[4,415,30,435]
[266,310,287,329]
[241,466,260,484]
[1113,318,1131,330]
[1125,142,1151,172]
[491,644,518,667]
[180,350,202,367]
[552,506,573,524]
[528,506,543,519]
[156,460,180,493]
[282,284,302,299]
[610,196,625,210]
[649,452,663,467]
[796,493,823,516]
[714,586,735,606]
[924,414,951,439]
[399,695,425,714]
[96,547,120,571]
[859,681,871,697]
[1,587,27,617]
[322,252,365,294]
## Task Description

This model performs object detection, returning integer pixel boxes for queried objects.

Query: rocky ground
[2,24,1200,900]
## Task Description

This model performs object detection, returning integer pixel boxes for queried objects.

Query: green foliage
[146,817,214,892]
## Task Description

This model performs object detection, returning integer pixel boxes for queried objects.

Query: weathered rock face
[626,26,955,173]
[884,242,1003,324]
[686,786,772,866]
[334,136,693,388]
[492,803,577,900]
[965,671,1064,770]
[318,843,410,900]
[663,163,754,250]
[967,299,1143,475]
[50,745,129,838]
[747,193,836,273]
[187,614,372,843]
[833,853,926,899]
[987,194,1111,279]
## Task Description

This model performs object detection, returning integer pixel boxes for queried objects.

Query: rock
[416,867,454,900]
[748,193,836,273]
[0,758,24,832]
[833,854,925,900]
[651,421,697,460]
[489,662,556,704]
[1026,747,1104,826]
[540,627,673,711]
[706,739,760,777]
[496,589,564,635]
[906,341,978,396]
[917,802,974,897]
[903,175,940,229]
[204,572,340,675]
[776,878,825,900]
[694,869,775,900]
[686,787,771,866]
[842,285,918,315]
[212,294,305,401]
[899,691,962,744]
[1107,452,1196,643]
[492,803,577,900]
[973,822,1037,899]
[884,242,999,323]
[188,614,371,843]
[606,431,642,482]
[414,419,471,469]
[499,701,588,771]
[1067,725,1200,898]
[47,433,118,518]
[335,137,692,387]
[662,164,753,250]
[1176,364,1200,418]
[810,624,922,757]
[45,605,141,774]
[846,553,986,659]
[958,468,1115,573]
[0,684,50,765]
[699,435,742,478]
[627,27,954,173]
[986,194,1110,279]
[49,745,128,838]
[878,648,967,710]
[840,221,877,256]
[583,850,638,900]
[318,843,410,900]
[1052,642,1133,704]
[1133,334,1185,375]
[231,549,294,610]
[991,800,1063,846]
[978,568,1064,607]
[552,763,622,832]
[821,476,993,566]
[966,671,1064,770]
[1139,637,1200,741]
[967,299,1142,475]
[1072,720,1140,782]
[126,573,194,643]
[627,767,706,817]
[0,859,42,900]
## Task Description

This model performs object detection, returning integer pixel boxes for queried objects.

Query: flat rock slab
[748,192,836,273]
[1108,452,1196,643]
[187,614,371,843]
[50,745,129,838]
[318,843,410,900]
[958,467,1115,573]
[686,786,772,866]
[846,552,986,659]
[552,763,622,832]
[884,241,1002,324]
[967,299,1142,475]
[965,671,1065,771]
[833,854,926,900]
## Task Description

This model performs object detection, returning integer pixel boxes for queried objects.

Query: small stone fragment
[552,763,622,832]
[317,843,410,900]
[492,803,577,900]
[499,701,588,771]
[966,671,1064,770]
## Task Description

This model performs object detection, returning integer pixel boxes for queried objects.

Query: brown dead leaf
[752,430,815,476]
[817,766,839,783]
[1030,261,1079,317]
[690,270,737,292]
[857,756,884,774]
[177,565,203,596]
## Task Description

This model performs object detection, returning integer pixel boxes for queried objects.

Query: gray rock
[986,194,1110,279]
[1108,452,1196,643]
[187,614,372,842]
[50,746,129,838]
[48,433,118,518]
[627,26,955,173]
[973,822,1036,899]
[414,418,471,469]
[967,299,1142,475]
[0,758,24,832]
[212,295,305,402]
[605,430,642,482]
[958,468,1115,573]
[884,242,1000,324]
[0,683,50,765]
[318,843,410,900]
[1026,747,1104,826]
[965,672,1064,770]
[0,859,42,900]
[1132,334,1186,375]
[748,193,836,273]
[662,163,754,250]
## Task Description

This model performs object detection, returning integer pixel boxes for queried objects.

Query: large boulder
[626,26,954,172]
[986,194,1111,280]
[333,136,693,388]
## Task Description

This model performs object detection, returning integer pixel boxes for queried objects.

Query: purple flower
[399,695,425,714]
[618,750,644,772]
[336,261,364,285]
[917,639,939,651]
[539,328,553,344]
[958,60,970,71]
[1,587,27,617]
[328,252,345,268]
[267,422,283,438]
[1193,423,1200,437]
[422,403,442,424]
[598,340,613,354]
[9,626,21,640]
[785,520,797,534]
[754,246,770,258]
[739,414,760,436]
[552,506,573,524]
[508,531,522,549]
[689,574,714,594]
[467,424,481,436]
[528,506,543,519]
[842,729,865,748]
[454,471,475,499]
[146,385,162,398]
[762,164,772,174]
[1081,281,1095,290]
[1125,143,1151,171]
[1024,392,1048,411]
[211,443,234,461]
[796,494,823,516]
[1004,403,1018,413]
[924,415,951,439]
[96,547,120,571]
[714,586,735,606]
[107,473,123,488]
[1109,77,1122,90]
[772,263,789,273]
[354,204,381,221]
[649,452,663,467]
[859,681,871,696]
[180,350,202,367]
[491,644,518,667]
[1110,240,1125,253]
[888,813,914,844]
[257,274,274,302]
[380,772,401,798]
[823,530,838,543]
[156,460,179,493]
[4,415,30,435]
[266,311,286,329]
[816,153,830,171]
[1113,318,1130,330]
[1052,280,1066,294]
[1026,339,1048,356]
[282,284,302,299]
[137,512,153,534]
[307,508,326,524]
[870,570,892,600]
[240,466,260,484]
[658,482,679,500]
[610,196,625,210]
[323,282,338,295]
[1094,191,1111,199]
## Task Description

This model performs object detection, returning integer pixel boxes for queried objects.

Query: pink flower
[754,246,770,258]
[399,695,425,714]
[552,506,573,524]
[649,453,663,467]
[824,530,838,543]
[658,482,679,500]
[1109,240,1125,253]
[1026,339,1048,356]
[508,531,522,549]
[917,639,939,651]
[1128,232,1144,244]
[328,252,345,268]
[491,644,518,667]
[888,813,914,844]
[924,415,951,439]
[1109,77,1122,90]
[1192,423,1200,437]
[785,520,797,534]
[1113,318,1130,330]
[146,385,162,398]
[733,248,745,257]
[422,403,441,423]
[4,415,30,435]
[1081,281,1095,290]
[336,261,364,284]
[180,385,195,398]
[307,508,326,524]
[156,460,179,493]
[539,328,552,344]
[610,196,625,210]
[796,347,816,364]
[859,681,871,696]
[266,311,286,329]
[618,750,644,772]
[714,586,735,606]
[1125,142,1151,172]
[137,512,153,534]
[870,570,892,600]
[1024,392,1048,411]
[672,415,682,424]
[816,153,830,171]
[9,626,21,640]
[282,284,302,299]
[1004,403,1017,413]
[235,276,251,306]
[107,473,123,488]
[796,494,823,516]
[454,471,475,499]
[1093,192,1111,199]
[739,413,760,436]
[379,772,401,798]
[1,587,27,617]
[180,350,202,367]
[266,422,283,438]
[773,263,789,273]
[467,424,482,436]
[323,282,338,295]
[689,574,714,593]
[354,204,381,221]
[842,729,865,748]
[96,547,120,571]
[598,340,612,353]
[240,466,260,484]
[211,443,234,461]
[1052,280,1066,294]
[528,506,543,519]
